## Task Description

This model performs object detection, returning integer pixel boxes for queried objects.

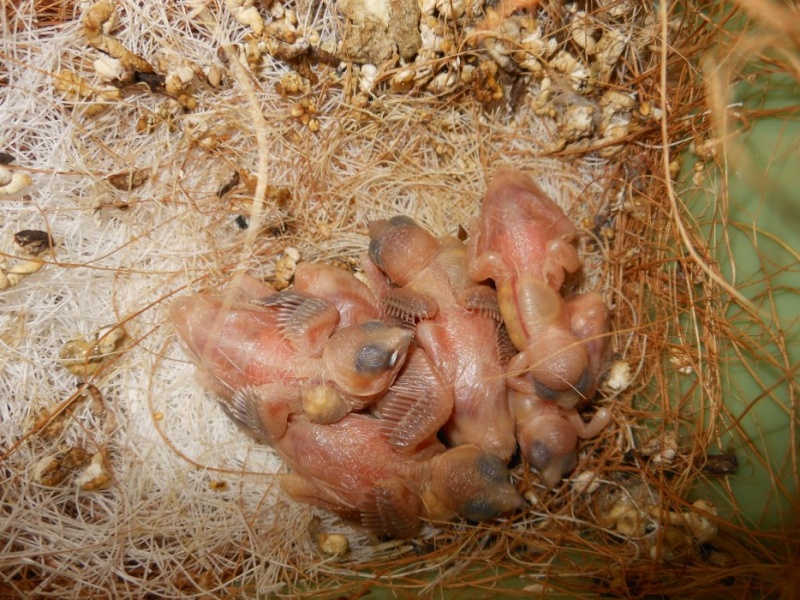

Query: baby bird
[511,389,611,488]
[368,216,516,461]
[512,290,612,487]
[469,166,597,409]
[169,281,412,432]
[292,261,454,452]
[471,166,582,289]
[265,411,526,539]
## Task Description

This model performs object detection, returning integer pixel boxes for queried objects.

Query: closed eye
[355,343,393,374]
[477,455,509,483]
[464,498,495,522]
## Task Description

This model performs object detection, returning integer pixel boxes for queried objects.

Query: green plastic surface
[682,73,799,530]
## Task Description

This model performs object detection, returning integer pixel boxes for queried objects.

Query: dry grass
[1,0,797,597]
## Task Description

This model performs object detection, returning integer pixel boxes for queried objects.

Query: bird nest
[1,0,797,597]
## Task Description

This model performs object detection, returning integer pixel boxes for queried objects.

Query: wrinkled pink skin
[274,412,525,539]
[565,291,609,384]
[469,166,595,409]
[418,306,515,461]
[513,290,611,488]
[170,289,316,397]
[169,277,412,433]
[368,217,517,461]
[292,262,380,328]
[471,166,582,286]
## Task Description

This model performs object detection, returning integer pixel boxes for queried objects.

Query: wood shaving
[33,447,91,486]
[52,69,120,115]
[83,1,154,73]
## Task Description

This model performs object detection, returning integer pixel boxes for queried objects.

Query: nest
[1,0,797,597]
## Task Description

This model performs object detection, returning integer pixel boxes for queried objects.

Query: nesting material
[1,0,797,597]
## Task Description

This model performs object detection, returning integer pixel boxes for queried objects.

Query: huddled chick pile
[170,166,611,539]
